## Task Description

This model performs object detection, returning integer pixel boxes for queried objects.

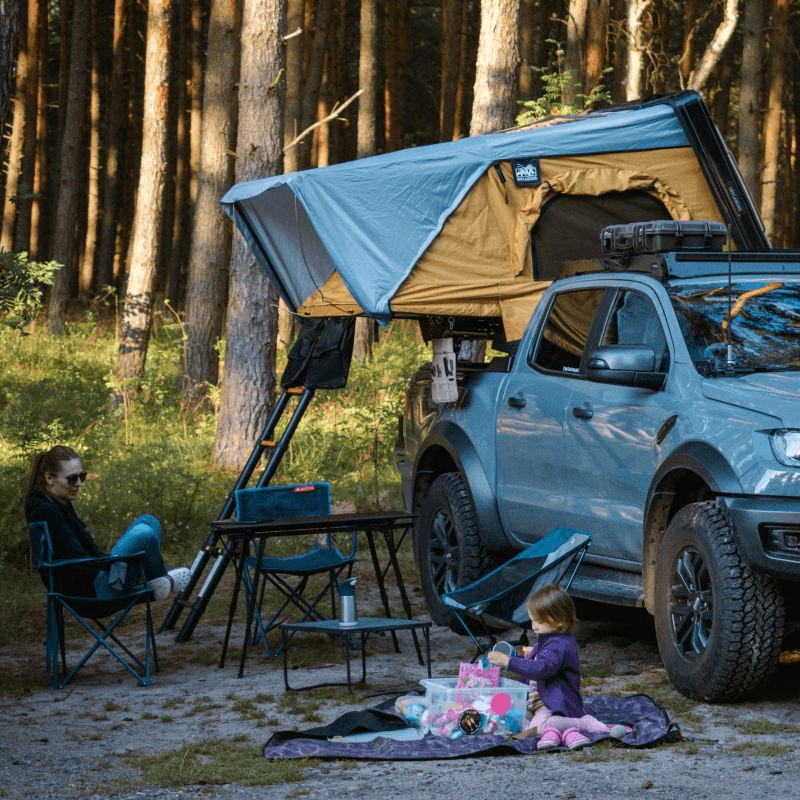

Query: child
[487,583,624,750]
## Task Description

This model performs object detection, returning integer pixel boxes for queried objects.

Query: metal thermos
[338,577,358,627]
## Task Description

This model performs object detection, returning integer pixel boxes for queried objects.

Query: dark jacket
[506,632,584,718]
[26,489,104,596]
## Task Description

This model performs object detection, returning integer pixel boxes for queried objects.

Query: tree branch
[688,0,739,91]
[284,90,364,153]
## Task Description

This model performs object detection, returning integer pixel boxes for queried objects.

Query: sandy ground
[3,578,800,800]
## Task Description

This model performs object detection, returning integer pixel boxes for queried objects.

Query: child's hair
[527,583,576,633]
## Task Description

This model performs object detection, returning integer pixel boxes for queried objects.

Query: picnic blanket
[263,693,679,760]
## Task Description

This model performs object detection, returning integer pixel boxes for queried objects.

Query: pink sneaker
[562,727,591,750]
[536,727,561,750]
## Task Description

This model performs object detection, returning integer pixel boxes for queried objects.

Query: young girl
[487,583,622,750]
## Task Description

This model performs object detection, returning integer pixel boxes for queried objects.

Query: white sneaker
[147,576,171,601]
[168,567,191,594]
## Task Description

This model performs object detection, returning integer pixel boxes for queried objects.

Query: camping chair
[236,483,358,657]
[442,527,591,658]
[28,521,158,688]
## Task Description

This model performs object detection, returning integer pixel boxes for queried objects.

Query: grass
[133,737,315,787]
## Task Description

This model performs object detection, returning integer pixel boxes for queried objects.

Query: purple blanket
[263,693,679,760]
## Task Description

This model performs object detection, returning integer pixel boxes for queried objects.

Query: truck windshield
[669,280,800,374]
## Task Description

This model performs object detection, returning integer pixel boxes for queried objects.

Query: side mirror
[587,345,666,390]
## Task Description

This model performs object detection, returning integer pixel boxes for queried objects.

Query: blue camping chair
[28,521,158,688]
[236,483,358,657]
[443,528,591,657]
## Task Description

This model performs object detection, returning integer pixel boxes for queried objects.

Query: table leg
[237,535,264,678]
[363,529,401,652]
[220,537,246,668]
[379,523,424,664]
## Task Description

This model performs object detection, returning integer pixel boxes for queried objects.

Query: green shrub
[0,251,60,331]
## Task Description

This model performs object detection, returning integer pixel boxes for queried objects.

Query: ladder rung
[260,440,276,447]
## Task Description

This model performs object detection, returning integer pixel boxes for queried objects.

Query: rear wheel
[654,501,784,702]
[417,472,488,630]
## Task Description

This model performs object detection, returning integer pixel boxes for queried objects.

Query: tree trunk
[81,0,102,299]
[116,0,172,378]
[737,0,763,206]
[212,0,285,472]
[563,0,589,105]
[687,0,740,91]
[0,0,21,140]
[353,0,377,361]
[180,0,241,406]
[283,0,304,174]
[297,0,329,170]
[12,0,41,254]
[760,0,789,244]
[452,0,478,140]
[471,0,521,135]
[439,0,459,141]
[96,0,131,292]
[624,0,650,101]
[584,0,609,96]
[47,0,90,334]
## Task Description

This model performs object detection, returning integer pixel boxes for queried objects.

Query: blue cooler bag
[234,482,331,522]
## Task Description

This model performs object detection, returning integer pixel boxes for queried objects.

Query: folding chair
[236,483,358,657]
[28,521,159,688]
[443,528,591,658]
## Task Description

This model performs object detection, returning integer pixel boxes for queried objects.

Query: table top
[210,510,416,536]
[279,617,431,634]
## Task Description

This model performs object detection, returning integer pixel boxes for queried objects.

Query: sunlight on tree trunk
[117,0,172,378]
[687,0,740,91]
[212,0,285,472]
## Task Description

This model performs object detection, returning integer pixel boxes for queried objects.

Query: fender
[642,441,744,610]
[413,420,511,552]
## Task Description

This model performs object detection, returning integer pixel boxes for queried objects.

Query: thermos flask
[338,577,358,627]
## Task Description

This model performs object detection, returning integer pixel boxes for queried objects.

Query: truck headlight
[770,430,800,466]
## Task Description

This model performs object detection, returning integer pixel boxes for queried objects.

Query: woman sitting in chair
[25,445,190,601]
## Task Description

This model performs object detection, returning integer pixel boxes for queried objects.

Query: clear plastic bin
[420,676,529,737]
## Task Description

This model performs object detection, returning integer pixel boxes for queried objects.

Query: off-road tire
[417,472,489,631]
[654,501,784,702]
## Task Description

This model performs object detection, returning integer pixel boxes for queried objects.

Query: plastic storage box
[420,676,529,736]
[601,219,727,256]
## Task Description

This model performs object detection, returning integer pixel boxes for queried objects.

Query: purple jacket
[506,632,584,718]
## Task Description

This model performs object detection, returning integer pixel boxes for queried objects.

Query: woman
[25,445,190,601]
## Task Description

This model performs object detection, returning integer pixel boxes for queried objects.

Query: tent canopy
[222,92,764,341]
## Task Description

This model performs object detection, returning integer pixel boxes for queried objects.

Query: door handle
[572,402,593,419]
[507,393,526,408]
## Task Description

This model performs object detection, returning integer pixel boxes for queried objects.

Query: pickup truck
[398,231,800,701]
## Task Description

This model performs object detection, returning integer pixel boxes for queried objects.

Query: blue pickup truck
[398,238,800,702]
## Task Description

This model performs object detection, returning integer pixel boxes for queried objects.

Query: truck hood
[702,372,800,425]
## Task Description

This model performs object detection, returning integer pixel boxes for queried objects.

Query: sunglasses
[65,471,88,486]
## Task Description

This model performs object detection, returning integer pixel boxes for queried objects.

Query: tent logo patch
[511,158,541,186]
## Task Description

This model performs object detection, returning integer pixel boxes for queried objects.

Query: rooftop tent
[221,91,766,341]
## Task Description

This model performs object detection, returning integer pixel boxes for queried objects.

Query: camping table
[280,617,432,693]
[211,511,419,677]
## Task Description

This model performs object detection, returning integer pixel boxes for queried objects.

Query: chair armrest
[39,550,148,571]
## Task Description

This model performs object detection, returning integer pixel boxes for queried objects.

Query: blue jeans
[94,514,168,599]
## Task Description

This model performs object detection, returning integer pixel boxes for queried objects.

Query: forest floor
[3,575,800,800]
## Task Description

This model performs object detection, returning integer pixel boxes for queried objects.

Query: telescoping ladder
[159,386,316,642]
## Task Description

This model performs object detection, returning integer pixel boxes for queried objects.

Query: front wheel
[416,472,488,630]
[654,501,784,702]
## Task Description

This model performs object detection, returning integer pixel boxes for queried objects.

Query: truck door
[561,287,675,563]
[496,287,607,542]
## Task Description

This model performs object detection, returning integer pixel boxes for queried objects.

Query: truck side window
[532,288,605,373]
[603,290,670,371]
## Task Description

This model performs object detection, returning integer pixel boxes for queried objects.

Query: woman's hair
[24,445,82,504]
[527,583,576,633]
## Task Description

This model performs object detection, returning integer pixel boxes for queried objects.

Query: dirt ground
[3,579,800,800]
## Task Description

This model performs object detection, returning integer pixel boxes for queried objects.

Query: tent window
[531,190,671,281]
